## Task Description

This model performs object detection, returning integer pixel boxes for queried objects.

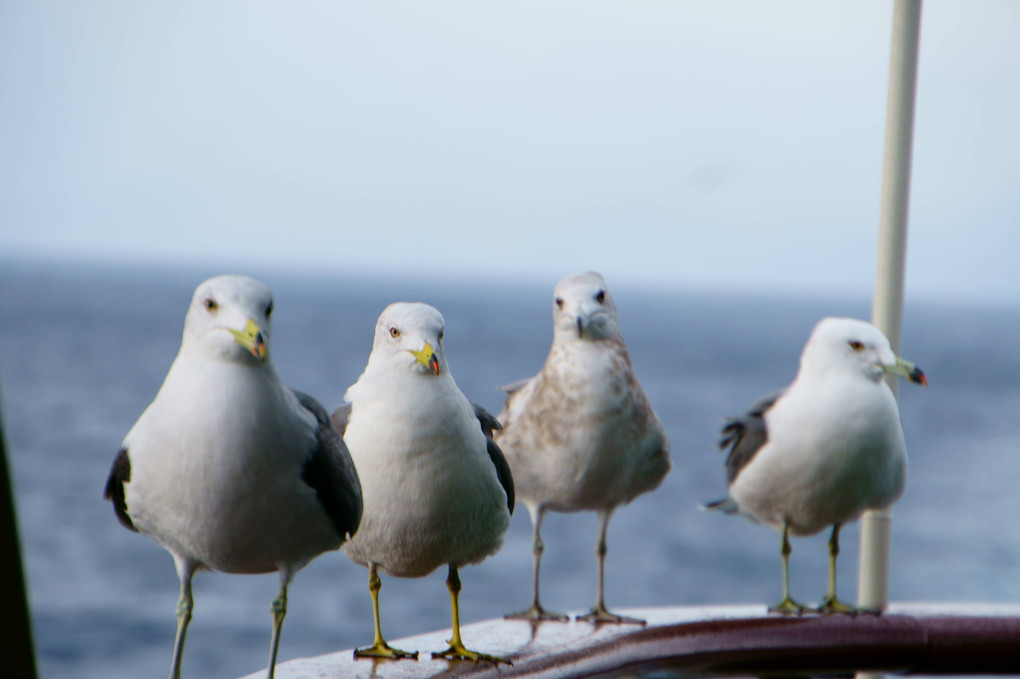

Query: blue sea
[2,259,1019,679]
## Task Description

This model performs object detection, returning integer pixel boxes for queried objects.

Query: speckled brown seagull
[495,272,671,624]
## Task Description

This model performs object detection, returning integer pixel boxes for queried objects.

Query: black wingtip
[472,402,503,439]
[472,403,514,514]
[719,419,743,451]
[487,438,515,514]
[104,448,137,532]
[701,498,738,514]
[293,390,364,541]
[301,439,363,542]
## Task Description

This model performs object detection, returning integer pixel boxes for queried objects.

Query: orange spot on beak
[251,331,267,361]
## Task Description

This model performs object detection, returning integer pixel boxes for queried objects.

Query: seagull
[707,316,927,614]
[495,272,671,624]
[333,302,513,663]
[103,275,362,679]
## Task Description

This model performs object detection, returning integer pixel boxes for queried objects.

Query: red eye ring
[849,340,865,351]
[203,298,217,312]
[389,327,400,338]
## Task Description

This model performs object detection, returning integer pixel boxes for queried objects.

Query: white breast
[123,358,338,574]
[729,374,907,535]
[341,371,510,578]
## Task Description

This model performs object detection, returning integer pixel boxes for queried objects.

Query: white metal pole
[858,0,922,616]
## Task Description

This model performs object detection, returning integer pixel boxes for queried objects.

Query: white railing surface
[236,603,1020,679]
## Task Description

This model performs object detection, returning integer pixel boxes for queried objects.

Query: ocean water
[2,260,1019,679]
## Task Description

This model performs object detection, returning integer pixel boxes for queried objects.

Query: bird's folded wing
[292,389,363,540]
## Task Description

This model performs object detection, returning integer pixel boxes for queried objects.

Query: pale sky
[2,1,1018,303]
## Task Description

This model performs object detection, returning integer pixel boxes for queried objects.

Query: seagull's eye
[438,329,444,341]
[555,297,564,309]
[265,301,273,317]
[203,298,218,312]
[389,327,401,339]
[849,340,865,352]
[595,290,606,303]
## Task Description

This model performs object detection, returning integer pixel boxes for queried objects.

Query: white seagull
[708,317,927,614]
[104,275,362,679]
[333,302,513,663]
[495,272,671,624]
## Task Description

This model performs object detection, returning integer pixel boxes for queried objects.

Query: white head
[799,317,927,386]
[181,275,274,365]
[366,302,449,377]
[552,272,621,342]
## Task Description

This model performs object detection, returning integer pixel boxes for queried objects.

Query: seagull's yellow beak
[410,342,440,376]
[227,318,267,362]
[883,356,927,387]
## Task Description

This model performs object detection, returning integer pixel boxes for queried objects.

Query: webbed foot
[576,604,645,625]
[431,642,510,664]
[353,641,418,660]
[768,596,810,615]
[505,604,569,622]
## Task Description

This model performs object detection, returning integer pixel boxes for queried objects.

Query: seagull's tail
[700,498,739,514]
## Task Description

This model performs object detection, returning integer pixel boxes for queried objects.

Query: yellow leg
[432,565,511,664]
[818,524,856,614]
[577,510,644,625]
[354,564,418,660]
[506,506,568,622]
[769,521,808,615]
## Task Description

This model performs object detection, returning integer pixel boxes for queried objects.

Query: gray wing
[719,389,784,485]
[103,448,137,532]
[292,390,362,540]
[473,402,514,514]
[330,402,352,437]
[472,402,502,439]
[499,377,532,396]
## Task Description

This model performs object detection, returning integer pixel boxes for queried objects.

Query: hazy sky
[2,1,1017,303]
